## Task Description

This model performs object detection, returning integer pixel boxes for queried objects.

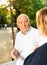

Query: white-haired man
[2,14,39,65]
[11,14,39,65]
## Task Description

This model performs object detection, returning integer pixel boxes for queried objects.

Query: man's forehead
[18,16,28,22]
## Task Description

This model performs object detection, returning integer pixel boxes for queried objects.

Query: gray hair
[17,14,30,22]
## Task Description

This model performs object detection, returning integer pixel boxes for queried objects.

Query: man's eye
[19,22,22,24]
[20,22,23,24]
[25,21,28,23]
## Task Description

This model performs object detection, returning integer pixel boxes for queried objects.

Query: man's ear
[16,22,17,27]
[16,22,20,29]
[16,23,20,31]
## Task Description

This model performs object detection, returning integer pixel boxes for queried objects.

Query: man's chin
[22,30,28,34]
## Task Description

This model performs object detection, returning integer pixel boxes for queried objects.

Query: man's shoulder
[16,31,21,37]
[31,26,38,32]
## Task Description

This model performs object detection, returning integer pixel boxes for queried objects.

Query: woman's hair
[36,7,47,35]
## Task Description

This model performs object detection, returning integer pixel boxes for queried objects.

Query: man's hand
[11,48,19,60]
[34,45,39,51]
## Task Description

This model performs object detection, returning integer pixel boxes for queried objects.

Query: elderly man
[1,14,39,65]
[11,14,39,65]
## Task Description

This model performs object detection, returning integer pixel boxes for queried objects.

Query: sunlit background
[0,0,9,6]
[0,0,47,64]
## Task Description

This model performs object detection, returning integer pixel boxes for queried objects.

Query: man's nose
[23,22,26,26]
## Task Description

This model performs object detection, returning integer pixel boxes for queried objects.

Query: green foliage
[0,0,47,27]
[0,5,10,24]
[12,0,47,27]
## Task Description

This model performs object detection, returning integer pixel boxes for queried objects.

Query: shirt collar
[21,26,32,35]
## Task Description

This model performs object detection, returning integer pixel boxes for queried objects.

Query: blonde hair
[36,7,47,35]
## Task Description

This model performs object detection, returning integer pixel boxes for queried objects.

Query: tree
[0,5,11,25]
[12,0,46,27]
[9,0,15,48]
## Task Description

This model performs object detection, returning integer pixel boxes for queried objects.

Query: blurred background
[0,0,47,64]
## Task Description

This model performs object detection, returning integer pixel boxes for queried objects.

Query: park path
[0,27,17,65]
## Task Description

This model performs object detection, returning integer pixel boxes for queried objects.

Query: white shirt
[14,26,38,65]
[35,31,47,46]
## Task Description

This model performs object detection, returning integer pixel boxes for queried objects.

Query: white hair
[17,14,30,22]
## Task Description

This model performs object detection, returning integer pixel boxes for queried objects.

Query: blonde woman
[24,7,47,65]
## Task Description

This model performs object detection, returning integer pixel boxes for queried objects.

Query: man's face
[17,16,30,34]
